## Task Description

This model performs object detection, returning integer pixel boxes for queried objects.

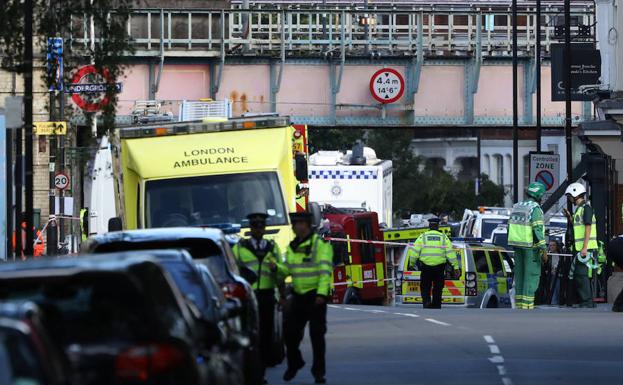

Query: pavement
[266,304,623,385]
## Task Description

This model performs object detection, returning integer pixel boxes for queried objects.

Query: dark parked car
[0,253,207,385]
[126,248,247,385]
[0,302,69,385]
[82,227,263,385]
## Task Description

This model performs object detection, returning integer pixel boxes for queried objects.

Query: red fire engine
[322,206,388,305]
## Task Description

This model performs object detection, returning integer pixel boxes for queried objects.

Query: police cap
[247,212,269,225]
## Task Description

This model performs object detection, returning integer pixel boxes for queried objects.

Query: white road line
[424,318,451,326]
[343,307,358,311]
[364,309,387,314]
[488,355,505,364]
[489,345,501,354]
[497,365,507,376]
[502,377,514,385]
[328,305,339,309]
[484,335,495,344]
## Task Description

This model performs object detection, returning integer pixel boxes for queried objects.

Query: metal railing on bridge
[69,5,594,58]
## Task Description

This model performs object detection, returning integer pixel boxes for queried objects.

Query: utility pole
[564,0,573,208]
[24,0,34,257]
[512,0,519,203]
[536,0,542,152]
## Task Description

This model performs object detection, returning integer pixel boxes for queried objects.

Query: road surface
[266,304,622,385]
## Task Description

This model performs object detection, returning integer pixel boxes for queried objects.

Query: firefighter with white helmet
[564,182,598,308]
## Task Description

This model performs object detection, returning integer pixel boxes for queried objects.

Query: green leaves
[1,0,134,137]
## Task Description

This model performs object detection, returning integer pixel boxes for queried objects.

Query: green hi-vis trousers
[513,248,542,310]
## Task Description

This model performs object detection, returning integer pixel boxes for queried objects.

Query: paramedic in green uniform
[507,182,548,309]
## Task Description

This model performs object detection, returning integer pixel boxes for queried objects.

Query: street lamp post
[512,0,519,203]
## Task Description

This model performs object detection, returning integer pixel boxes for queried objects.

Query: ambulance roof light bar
[118,116,291,139]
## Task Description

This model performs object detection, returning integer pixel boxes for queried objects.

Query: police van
[394,240,514,308]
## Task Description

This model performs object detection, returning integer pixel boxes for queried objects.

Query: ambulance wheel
[343,288,361,305]
[486,297,498,308]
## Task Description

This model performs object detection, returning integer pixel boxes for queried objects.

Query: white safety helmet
[565,182,586,198]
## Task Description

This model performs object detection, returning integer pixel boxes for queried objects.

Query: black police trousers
[255,289,275,372]
[421,263,446,309]
[284,290,327,378]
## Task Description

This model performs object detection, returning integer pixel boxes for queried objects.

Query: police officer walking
[282,212,333,384]
[507,182,548,310]
[564,183,598,308]
[407,217,460,309]
[233,212,286,384]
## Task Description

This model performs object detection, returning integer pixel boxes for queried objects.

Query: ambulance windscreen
[144,172,287,228]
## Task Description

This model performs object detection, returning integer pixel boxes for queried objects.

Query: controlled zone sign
[369,68,405,104]
[529,153,560,200]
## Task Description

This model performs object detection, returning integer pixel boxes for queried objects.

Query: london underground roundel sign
[70,65,114,112]
[369,68,405,104]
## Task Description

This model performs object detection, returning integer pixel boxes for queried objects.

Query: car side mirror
[108,217,122,232]
[239,265,258,285]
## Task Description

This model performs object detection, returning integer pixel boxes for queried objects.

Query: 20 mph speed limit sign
[369,68,405,104]
[54,172,70,190]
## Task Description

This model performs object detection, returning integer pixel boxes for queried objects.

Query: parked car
[117,248,246,385]
[0,253,208,385]
[82,227,264,385]
[0,302,69,385]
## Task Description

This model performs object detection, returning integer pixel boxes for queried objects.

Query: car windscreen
[160,261,210,312]
[481,219,508,239]
[145,172,287,228]
[0,273,159,345]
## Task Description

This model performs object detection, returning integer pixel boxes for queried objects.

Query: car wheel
[343,287,361,305]
[486,297,498,308]
[244,346,263,385]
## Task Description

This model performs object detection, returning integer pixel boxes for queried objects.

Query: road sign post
[529,152,560,201]
[369,68,405,104]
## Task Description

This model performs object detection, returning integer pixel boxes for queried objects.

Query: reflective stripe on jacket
[407,230,459,269]
[233,239,285,290]
[284,233,334,296]
[508,199,546,250]
[573,203,598,251]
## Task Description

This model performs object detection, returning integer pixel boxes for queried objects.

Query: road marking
[328,304,340,309]
[484,335,513,385]
[488,355,505,364]
[363,309,387,314]
[502,377,514,385]
[424,318,451,326]
[343,307,358,311]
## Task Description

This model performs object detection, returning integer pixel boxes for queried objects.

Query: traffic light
[47,37,63,91]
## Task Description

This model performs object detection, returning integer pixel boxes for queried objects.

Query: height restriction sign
[529,153,560,200]
[370,68,405,104]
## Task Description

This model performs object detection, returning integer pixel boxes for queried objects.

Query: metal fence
[69,6,594,58]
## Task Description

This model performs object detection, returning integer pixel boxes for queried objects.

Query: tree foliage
[309,128,505,220]
[0,0,133,136]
